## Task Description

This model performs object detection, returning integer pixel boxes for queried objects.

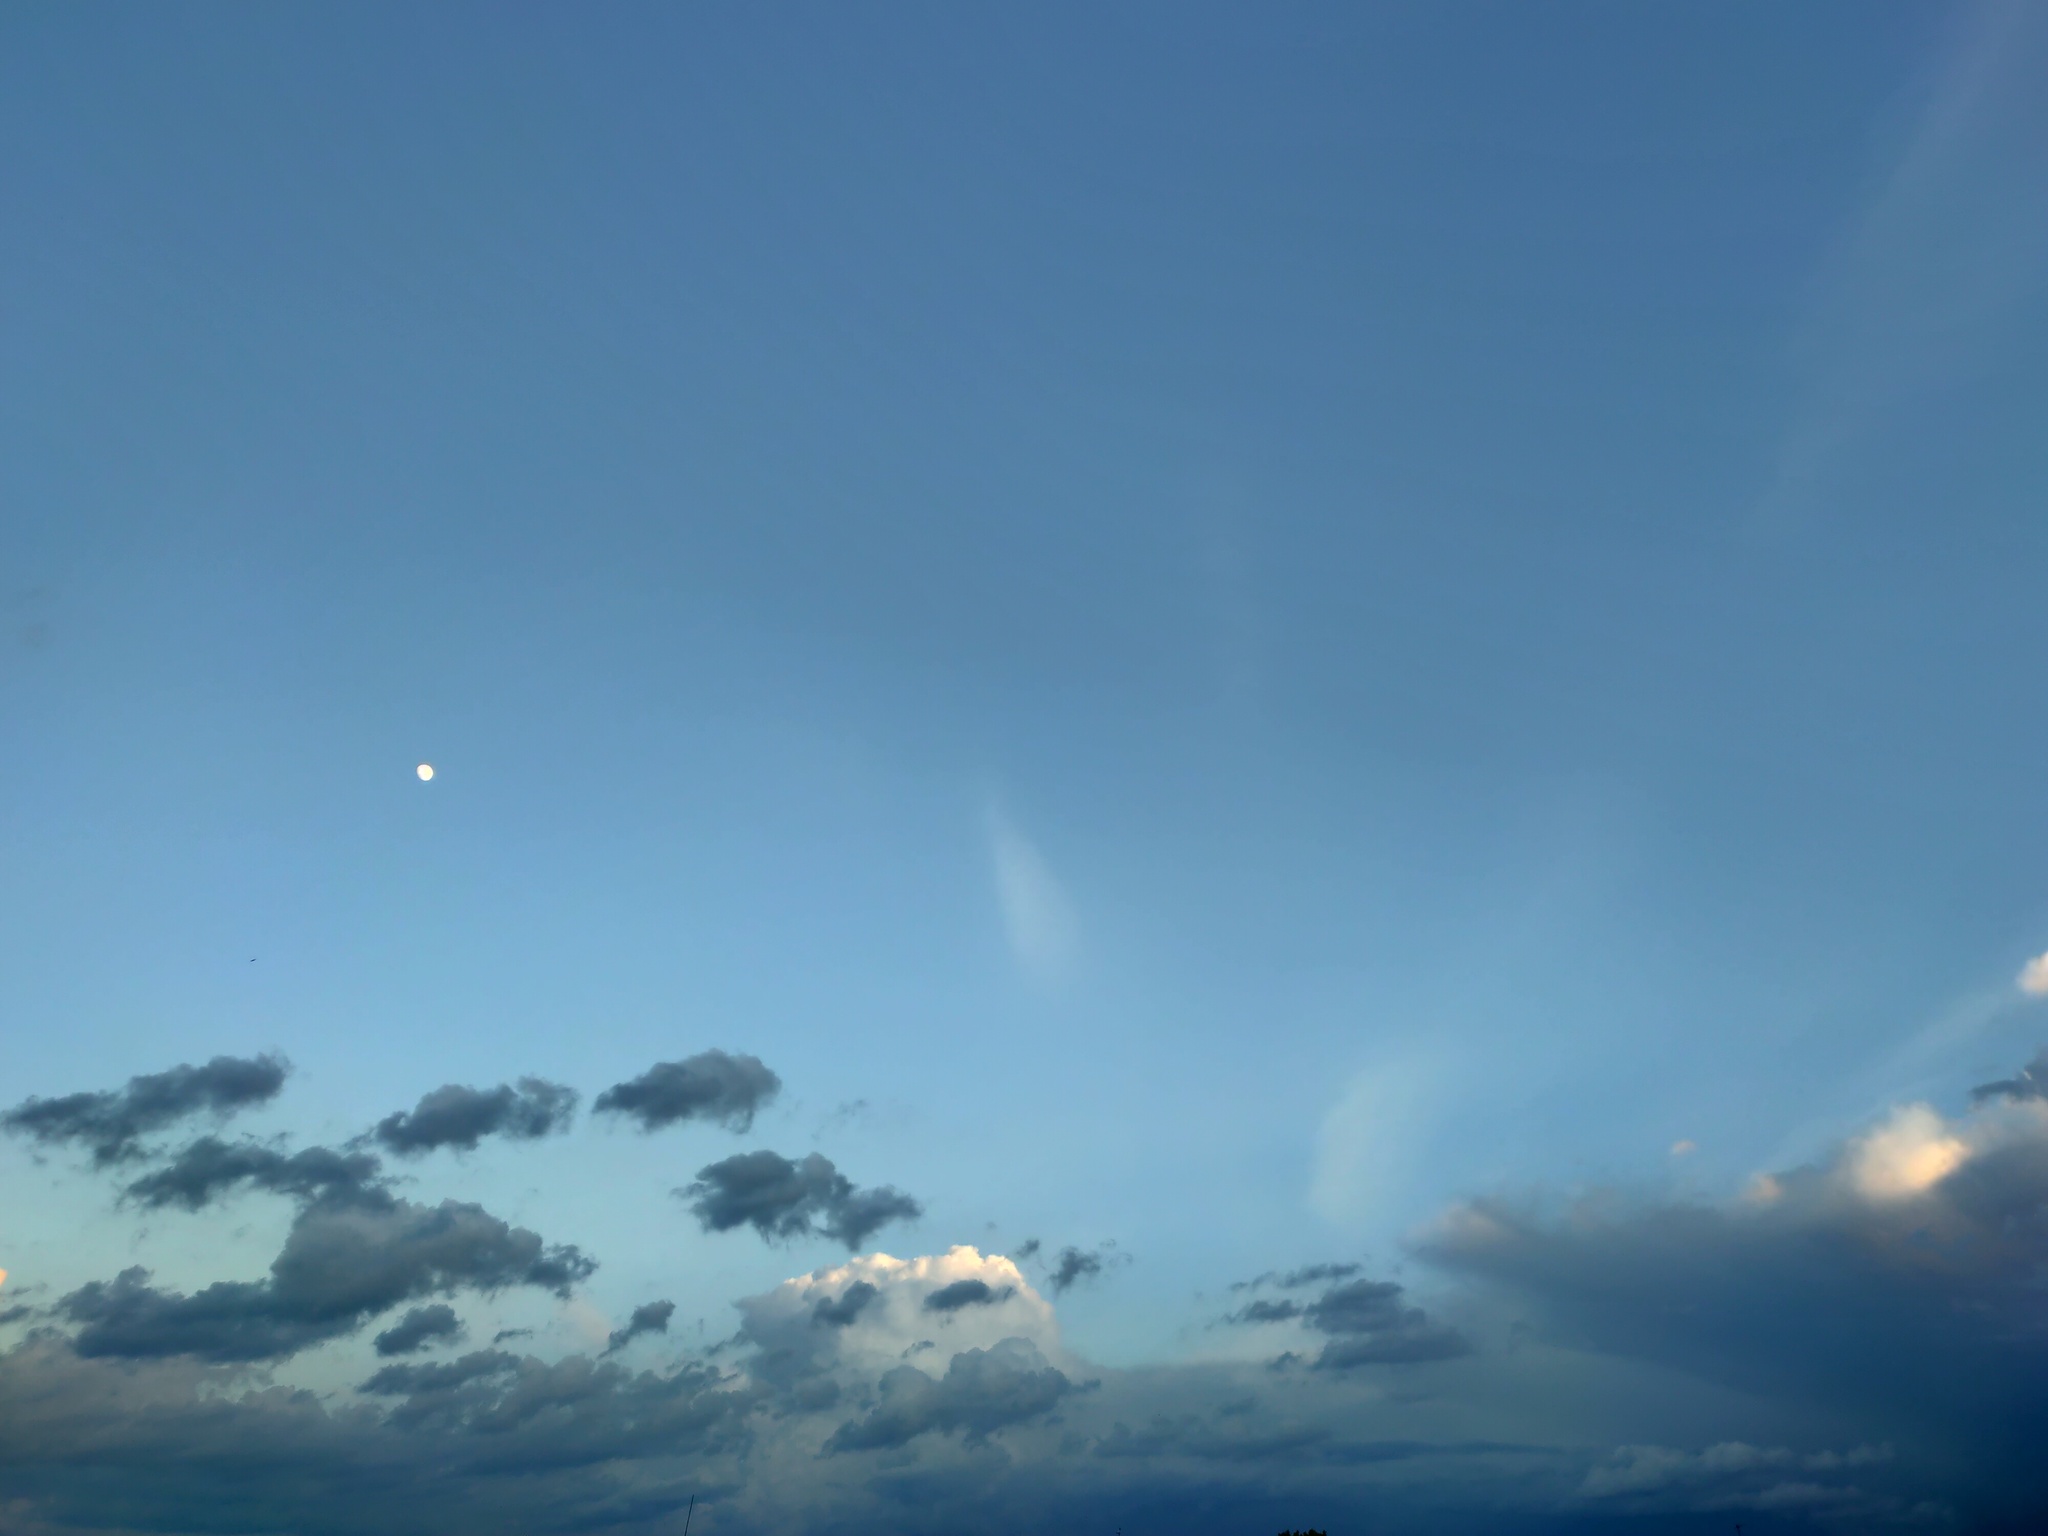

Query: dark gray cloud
[1048,1246,1103,1294]
[0,1338,752,1536]
[374,1303,464,1357]
[1422,1071,2048,1515]
[62,1197,596,1362]
[372,1078,578,1156]
[123,1137,386,1211]
[605,1300,675,1355]
[1306,1278,1422,1335]
[1230,1262,1362,1294]
[923,1279,1014,1313]
[593,1052,781,1134]
[1971,1046,2048,1103]
[1012,1238,1041,1261]
[1091,1415,1510,1467]
[1223,1276,1469,1369]
[680,1150,921,1249]
[823,1338,1075,1452]
[361,1347,519,1399]
[1225,1298,1302,1325]
[812,1281,880,1328]
[2,1055,287,1166]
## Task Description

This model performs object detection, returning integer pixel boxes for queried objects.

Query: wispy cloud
[1310,1054,1439,1228]
[1758,1,2048,528]
[986,804,1079,979]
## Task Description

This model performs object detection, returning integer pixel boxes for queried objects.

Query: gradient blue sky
[4,6,2048,1533]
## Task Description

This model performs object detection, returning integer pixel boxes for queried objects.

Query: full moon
[416,763,434,781]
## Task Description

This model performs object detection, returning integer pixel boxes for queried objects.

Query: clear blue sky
[4,6,2047,1532]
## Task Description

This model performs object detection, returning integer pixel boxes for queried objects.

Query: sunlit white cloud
[2018,951,2048,996]
[737,1246,1065,1379]
[986,806,1079,979]
[1845,1103,1969,1200]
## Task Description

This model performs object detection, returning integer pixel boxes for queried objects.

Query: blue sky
[4,5,2048,1532]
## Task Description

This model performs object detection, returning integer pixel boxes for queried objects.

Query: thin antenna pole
[682,1495,695,1536]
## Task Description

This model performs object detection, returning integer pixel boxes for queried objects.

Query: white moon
[416,763,434,781]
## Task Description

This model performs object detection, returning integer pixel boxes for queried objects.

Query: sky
[3,3,2048,1532]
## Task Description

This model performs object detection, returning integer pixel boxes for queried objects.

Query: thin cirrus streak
[986,803,1079,980]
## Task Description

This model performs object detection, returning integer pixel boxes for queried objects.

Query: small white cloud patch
[2018,951,2048,996]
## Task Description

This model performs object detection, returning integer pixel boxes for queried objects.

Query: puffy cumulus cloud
[734,1247,1063,1401]
[605,1300,675,1355]
[372,1079,577,1156]
[3,1055,288,1166]
[822,1337,1076,1452]
[61,1197,596,1363]
[594,1052,780,1134]
[374,1303,464,1357]
[680,1150,921,1250]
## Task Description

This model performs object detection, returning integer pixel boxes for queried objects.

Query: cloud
[680,1150,921,1250]
[12,1052,2048,1532]
[1581,1440,1892,1501]
[1972,1046,2048,1102]
[0,1336,752,1536]
[822,1338,1075,1452]
[1845,1103,1968,1199]
[734,1248,1063,1405]
[372,1079,578,1156]
[2019,953,2048,996]
[605,1300,675,1355]
[923,1279,1015,1314]
[1229,1262,1362,1294]
[1756,2,2048,526]
[987,806,1079,978]
[593,1052,781,1134]
[1047,1246,1104,1294]
[1420,1055,2048,1503]
[1310,1056,1437,1226]
[2,1055,288,1166]
[61,1197,596,1362]
[812,1281,880,1328]
[1224,1298,1302,1325]
[374,1304,464,1357]
[1222,1275,1469,1369]
[122,1137,386,1211]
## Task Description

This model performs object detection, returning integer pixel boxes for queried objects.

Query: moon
[416,763,434,781]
